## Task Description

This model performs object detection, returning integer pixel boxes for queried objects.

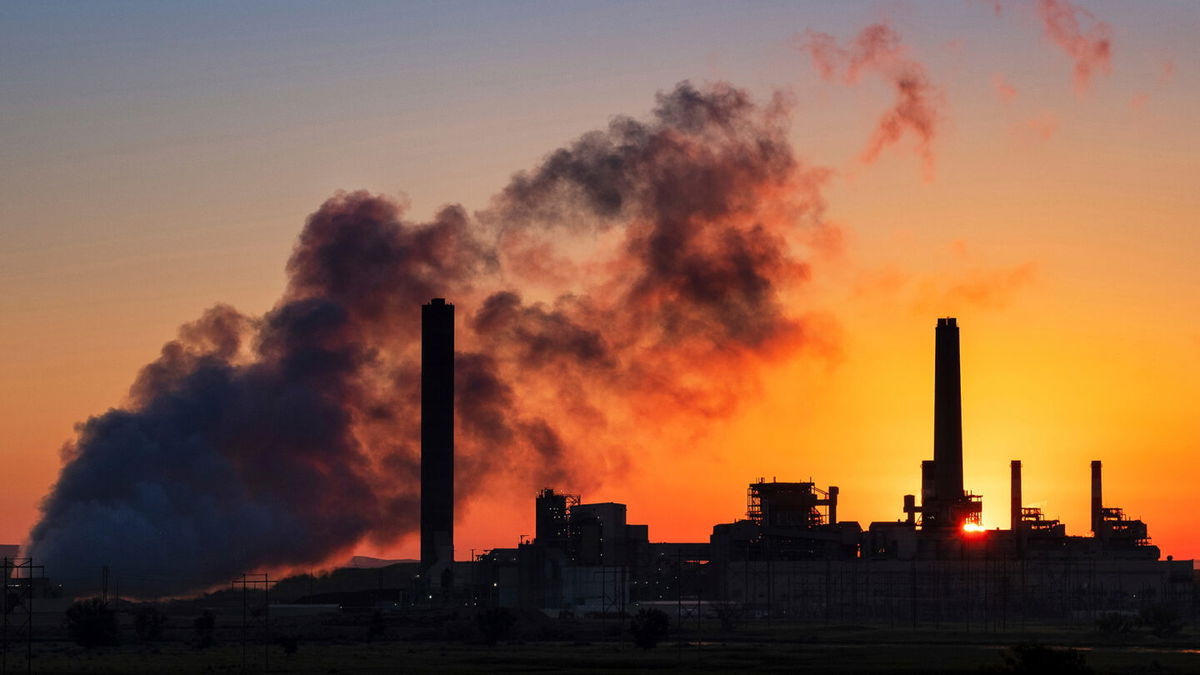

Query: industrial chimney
[421,298,455,572]
[1010,460,1022,531]
[933,318,965,509]
[1090,460,1102,535]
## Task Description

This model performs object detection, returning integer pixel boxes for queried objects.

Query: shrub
[712,601,744,632]
[1001,643,1090,674]
[366,610,387,642]
[193,610,216,648]
[630,608,670,649]
[276,634,299,655]
[65,598,119,648]
[1139,603,1183,638]
[133,604,168,641]
[1094,611,1134,635]
[477,607,516,645]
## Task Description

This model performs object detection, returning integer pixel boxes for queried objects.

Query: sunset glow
[1,1,1198,587]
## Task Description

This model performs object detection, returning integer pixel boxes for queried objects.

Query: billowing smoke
[798,23,940,176]
[28,81,831,596]
[1035,0,1112,91]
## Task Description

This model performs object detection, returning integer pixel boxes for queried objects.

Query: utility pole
[232,573,270,673]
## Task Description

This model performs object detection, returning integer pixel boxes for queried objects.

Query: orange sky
[2,1,1198,571]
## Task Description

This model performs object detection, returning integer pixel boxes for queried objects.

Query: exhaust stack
[934,318,965,505]
[1090,460,1102,535]
[1010,460,1022,531]
[421,298,455,571]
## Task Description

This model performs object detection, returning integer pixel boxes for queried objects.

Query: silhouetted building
[434,316,1176,622]
[535,488,576,548]
[421,298,454,573]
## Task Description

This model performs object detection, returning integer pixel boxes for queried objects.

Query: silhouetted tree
[193,610,215,648]
[1094,612,1134,636]
[133,604,168,641]
[65,598,119,648]
[477,607,516,645]
[276,634,300,655]
[712,601,743,632]
[366,610,387,642]
[630,608,670,649]
[1139,603,1183,638]
[1002,643,1090,673]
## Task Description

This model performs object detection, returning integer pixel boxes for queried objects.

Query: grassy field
[10,622,1200,673]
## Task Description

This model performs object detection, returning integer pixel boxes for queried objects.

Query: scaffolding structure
[1,558,42,675]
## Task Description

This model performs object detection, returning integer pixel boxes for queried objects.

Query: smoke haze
[29,82,832,596]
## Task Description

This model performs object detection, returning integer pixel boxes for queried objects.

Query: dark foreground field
[18,639,1200,674]
[11,613,1200,674]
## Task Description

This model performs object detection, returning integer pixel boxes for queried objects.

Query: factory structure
[417,302,1193,623]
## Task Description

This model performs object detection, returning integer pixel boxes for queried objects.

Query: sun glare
[961,523,986,533]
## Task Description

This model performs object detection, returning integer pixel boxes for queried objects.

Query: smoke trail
[992,74,1018,102]
[1035,0,1112,91]
[798,23,941,177]
[28,82,832,595]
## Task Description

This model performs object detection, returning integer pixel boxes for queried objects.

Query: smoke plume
[29,82,831,596]
[798,23,941,176]
[1035,0,1113,91]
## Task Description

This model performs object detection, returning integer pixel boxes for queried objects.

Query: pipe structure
[828,486,839,525]
[421,298,455,571]
[1011,460,1022,531]
[1091,460,1103,535]
[920,460,936,507]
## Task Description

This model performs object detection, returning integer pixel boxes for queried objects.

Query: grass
[13,631,1200,673]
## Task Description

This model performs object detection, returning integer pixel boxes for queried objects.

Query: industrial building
[414,304,1191,623]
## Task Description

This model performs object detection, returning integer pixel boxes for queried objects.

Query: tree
[477,607,516,645]
[1139,603,1183,638]
[65,598,119,648]
[133,604,168,641]
[1094,612,1133,636]
[712,601,744,633]
[366,610,387,642]
[630,608,670,649]
[193,610,216,648]
[1002,643,1090,674]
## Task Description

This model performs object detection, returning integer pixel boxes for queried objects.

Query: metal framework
[747,480,833,530]
[232,572,271,673]
[2,558,42,675]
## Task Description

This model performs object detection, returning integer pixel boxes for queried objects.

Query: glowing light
[962,523,986,533]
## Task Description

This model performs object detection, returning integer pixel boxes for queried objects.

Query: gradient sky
[3,1,1198,566]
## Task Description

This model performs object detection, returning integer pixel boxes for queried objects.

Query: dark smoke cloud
[29,82,832,596]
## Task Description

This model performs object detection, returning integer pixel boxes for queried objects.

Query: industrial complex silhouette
[417,301,1189,622]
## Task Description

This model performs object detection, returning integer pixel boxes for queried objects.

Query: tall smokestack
[421,298,454,571]
[1090,460,1102,535]
[1010,460,1022,531]
[934,318,964,504]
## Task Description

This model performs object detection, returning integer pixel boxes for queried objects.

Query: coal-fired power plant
[420,298,455,574]
[444,315,1188,622]
[52,309,1176,624]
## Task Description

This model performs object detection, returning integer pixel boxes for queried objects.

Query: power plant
[409,309,1190,622]
[8,306,1188,633]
